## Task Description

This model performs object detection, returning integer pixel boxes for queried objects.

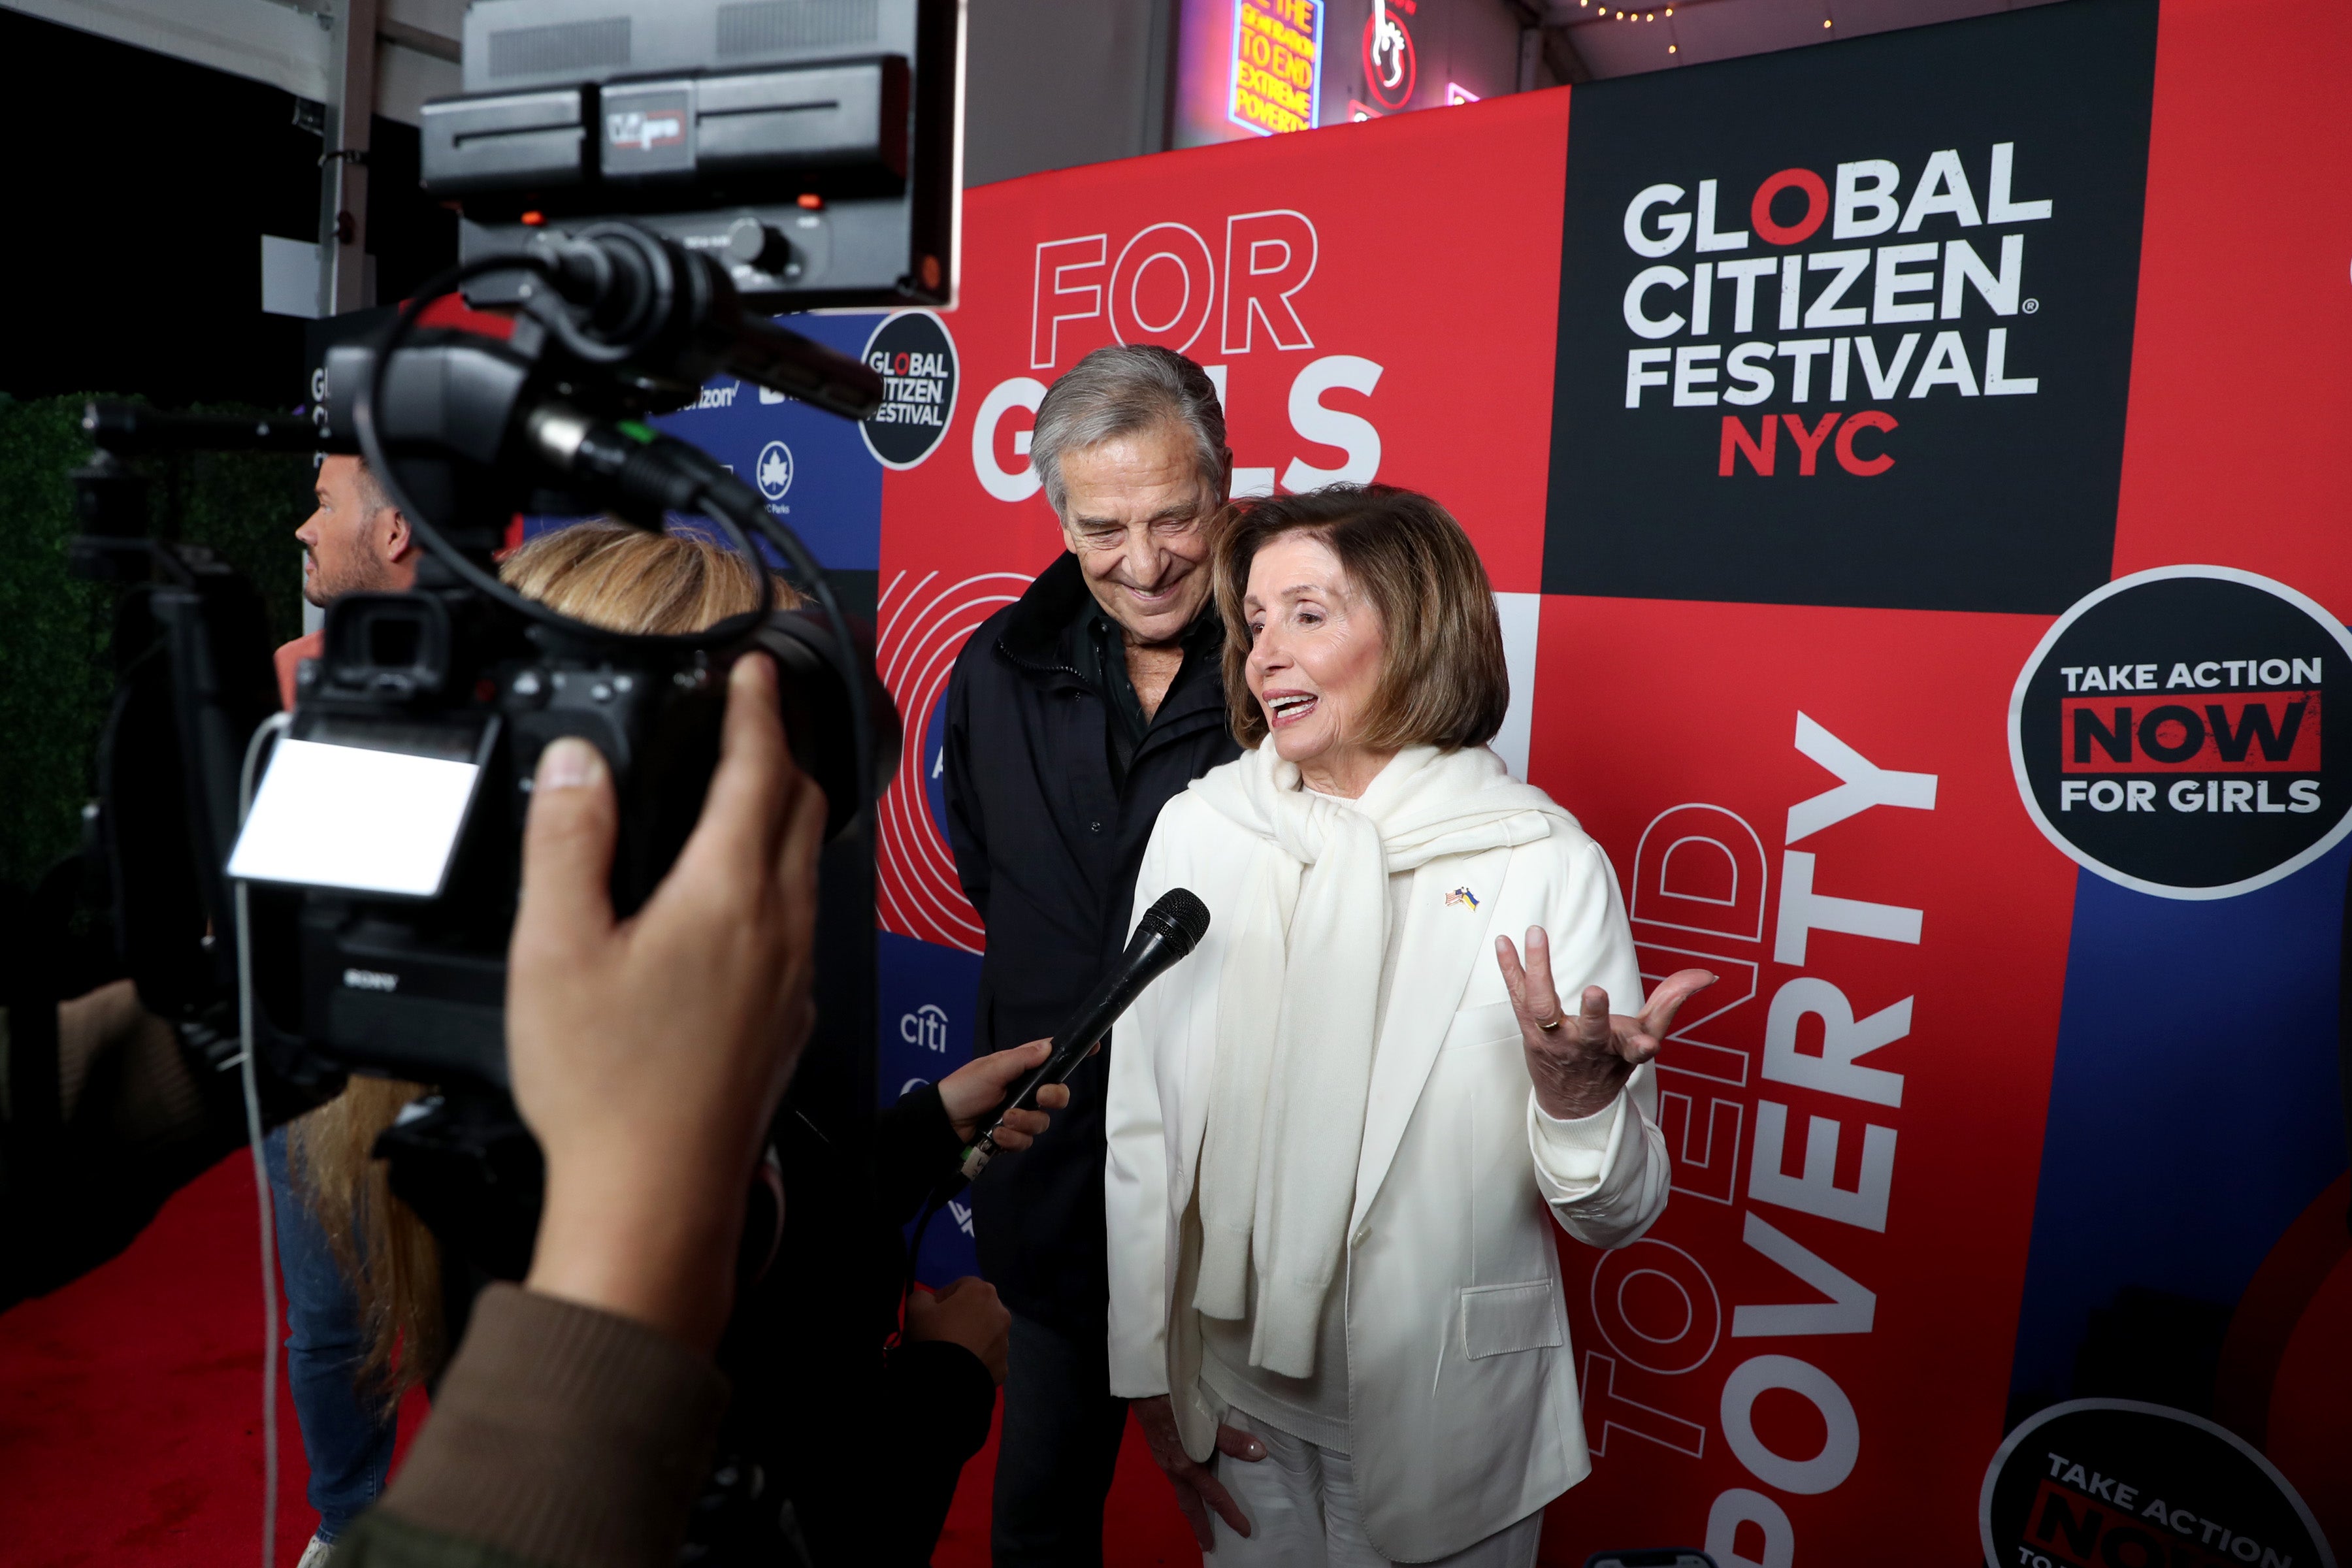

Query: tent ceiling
[1543,0,2068,78]
[0,0,459,122]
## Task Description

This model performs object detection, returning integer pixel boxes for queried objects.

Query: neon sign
[1228,0,1323,137]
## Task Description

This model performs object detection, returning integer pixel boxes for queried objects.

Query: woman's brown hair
[289,520,793,1409]
[1213,485,1509,752]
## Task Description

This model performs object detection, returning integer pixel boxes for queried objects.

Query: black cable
[348,253,760,653]
[351,252,878,832]
[657,440,877,834]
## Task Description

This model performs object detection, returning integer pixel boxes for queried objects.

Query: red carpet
[0,1152,1196,1566]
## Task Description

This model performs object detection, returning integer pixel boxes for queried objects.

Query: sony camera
[69,0,956,1260]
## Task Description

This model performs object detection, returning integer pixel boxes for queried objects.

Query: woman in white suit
[1105,486,1714,1565]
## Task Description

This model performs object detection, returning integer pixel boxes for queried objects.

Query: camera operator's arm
[1,981,244,1311]
[340,653,824,1568]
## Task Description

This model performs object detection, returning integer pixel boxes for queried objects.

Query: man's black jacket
[941,553,1239,1339]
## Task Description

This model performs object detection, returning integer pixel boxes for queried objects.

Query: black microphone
[960,888,1212,1180]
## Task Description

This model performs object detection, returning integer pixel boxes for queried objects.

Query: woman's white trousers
[1205,1411,1544,1567]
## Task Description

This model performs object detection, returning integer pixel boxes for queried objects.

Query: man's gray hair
[1028,344,1229,516]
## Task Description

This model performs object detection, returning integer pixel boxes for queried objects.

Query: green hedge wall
[0,394,311,891]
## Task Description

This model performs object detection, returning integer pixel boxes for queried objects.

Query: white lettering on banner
[1761,976,1908,1107]
[1627,348,1672,409]
[1591,1239,1723,1375]
[1605,717,1936,1546]
[1625,183,1692,257]
[1733,1211,1876,1337]
[1707,1488,1795,1568]
[1695,179,1748,252]
[1030,212,1324,371]
[1580,1348,1710,1458]
[1110,222,1215,352]
[1803,251,1869,329]
[1720,1356,1859,1494]
[900,1002,949,1052]
[1748,1101,1897,1231]
[1986,140,2053,223]
[1282,355,1382,489]
[1625,265,1689,339]
[1899,148,1985,231]
[1786,711,1940,843]
[1222,210,1318,353]
[1618,142,2052,483]
[1944,235,2025,318]
[975,355,1379,504]
[1833,161,1901,240]
[971,377,1047,501]
[1774,849,1922,965]
[1718,257,1780,334]
[1032,235,1107,369]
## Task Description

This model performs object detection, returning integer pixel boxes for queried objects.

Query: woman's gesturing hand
[936,1038,1072,1151]
[1497,928,1715,1122]
[1132,1395,1263,1550]
[508,653,827,1352]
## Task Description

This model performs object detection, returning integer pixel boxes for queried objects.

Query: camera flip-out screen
[229,721,496,899]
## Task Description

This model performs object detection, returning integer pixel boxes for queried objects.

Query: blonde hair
[498,518,796,633]
[289,519,794,1409]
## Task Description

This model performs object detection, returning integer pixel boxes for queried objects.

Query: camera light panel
[229,738,483,898]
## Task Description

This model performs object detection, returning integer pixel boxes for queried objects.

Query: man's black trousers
[991,1312,1132,1566]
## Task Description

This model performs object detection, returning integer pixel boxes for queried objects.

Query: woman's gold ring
[1537,1014,1563,1032]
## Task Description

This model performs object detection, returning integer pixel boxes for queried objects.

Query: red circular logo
[1362,10,1416,111]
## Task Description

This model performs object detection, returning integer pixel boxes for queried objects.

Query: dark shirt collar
[1001,551,1223,674]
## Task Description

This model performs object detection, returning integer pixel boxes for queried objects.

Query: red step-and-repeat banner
[670,0,2352,1558]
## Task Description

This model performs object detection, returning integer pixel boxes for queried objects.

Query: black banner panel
[1543,0,2159,614]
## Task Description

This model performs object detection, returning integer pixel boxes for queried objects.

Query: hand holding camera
[512,653,826,1354]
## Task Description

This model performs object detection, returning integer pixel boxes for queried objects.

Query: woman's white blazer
[1104,785,1670,1563]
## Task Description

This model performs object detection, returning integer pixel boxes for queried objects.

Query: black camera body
[60,6,953,1550]
[82,254,902,1103]
[280,583,890,1092]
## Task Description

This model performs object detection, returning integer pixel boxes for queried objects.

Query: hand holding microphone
[937,1041,1069,1152]
[958,889,1211,1181]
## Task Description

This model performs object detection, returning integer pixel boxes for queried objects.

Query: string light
[1668,42,1677,52]
[1823,16,1833,25]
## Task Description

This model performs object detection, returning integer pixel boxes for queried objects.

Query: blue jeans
[265,1128,398,1542]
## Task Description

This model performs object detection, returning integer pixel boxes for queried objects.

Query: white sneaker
[296,1536,334,1568]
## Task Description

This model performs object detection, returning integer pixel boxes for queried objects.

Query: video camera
[68,0,952,1267]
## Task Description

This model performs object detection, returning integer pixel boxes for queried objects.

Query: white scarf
[1185,741,1569,1377]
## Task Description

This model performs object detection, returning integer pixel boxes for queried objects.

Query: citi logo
[342,968,400,992]
[901,1003,949,1053]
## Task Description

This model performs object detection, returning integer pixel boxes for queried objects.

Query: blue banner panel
[880,930,985,1284]
[654,311,889,572]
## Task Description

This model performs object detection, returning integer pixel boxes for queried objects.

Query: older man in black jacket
[941,344,1241,1565]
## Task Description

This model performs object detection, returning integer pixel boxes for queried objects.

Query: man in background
[941,345,1241,1565]
[274,451,417,1565]
[276,453,419,704]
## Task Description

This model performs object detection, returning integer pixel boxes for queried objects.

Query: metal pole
[308,0,377,636]
[318,0,378,317]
